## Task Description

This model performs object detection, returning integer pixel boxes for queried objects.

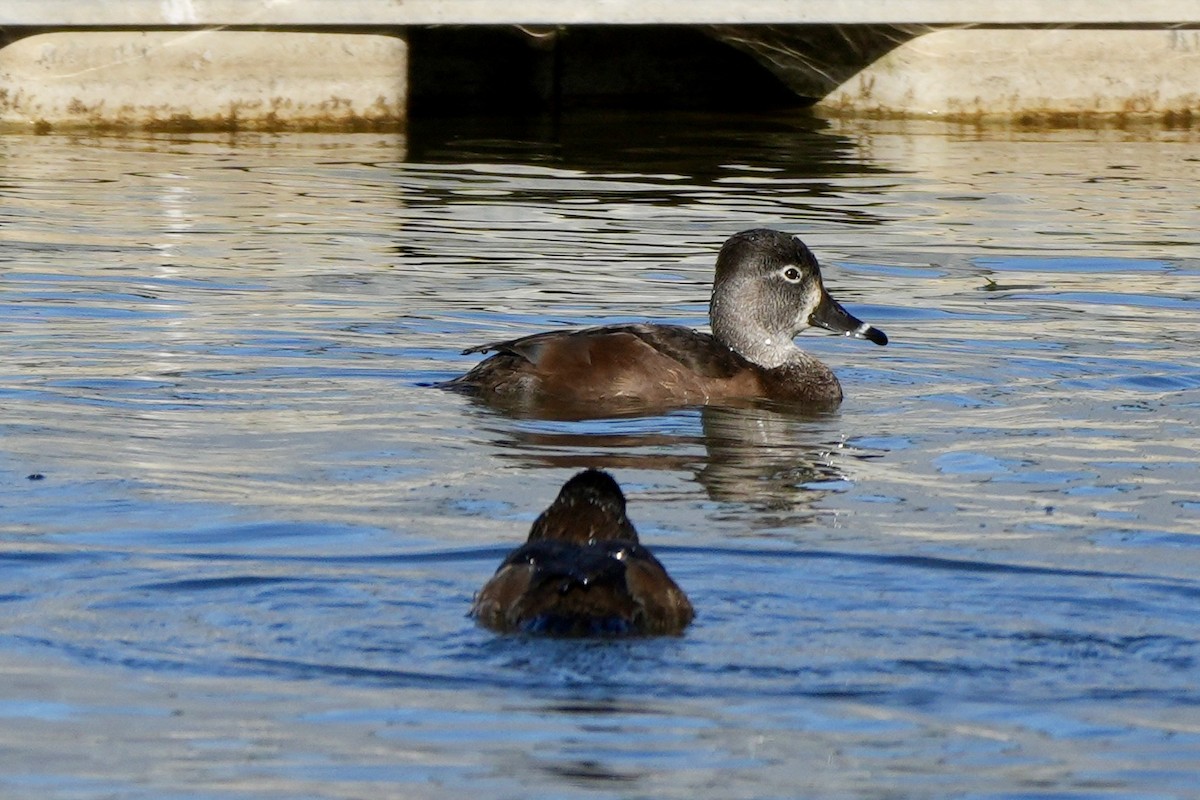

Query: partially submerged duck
[441,228,886,416]
[471,469,693,637]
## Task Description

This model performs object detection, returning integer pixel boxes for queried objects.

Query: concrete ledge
[3,0,1200,25]
[816,29,1200,122]
[0,31,406,132]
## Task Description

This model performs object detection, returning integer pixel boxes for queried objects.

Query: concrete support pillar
[0,30,407,132]
[816,28,1200,123]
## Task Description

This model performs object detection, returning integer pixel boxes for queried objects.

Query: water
[2,114,1200,798]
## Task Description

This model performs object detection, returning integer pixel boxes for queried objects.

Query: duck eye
[782,266,802,282]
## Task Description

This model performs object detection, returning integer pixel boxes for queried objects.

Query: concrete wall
[3,1,1200,131]
[0,31,406,132]
[817,28,1200,124]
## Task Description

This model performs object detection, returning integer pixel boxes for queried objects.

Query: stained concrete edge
[816,28,1200,123]
[0,31,407,133]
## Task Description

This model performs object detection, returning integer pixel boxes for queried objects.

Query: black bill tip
[851,322,888,346]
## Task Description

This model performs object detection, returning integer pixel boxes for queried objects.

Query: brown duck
[441,228,887,416]
[471,469,693,636]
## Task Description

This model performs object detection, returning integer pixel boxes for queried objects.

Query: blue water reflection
[2,115,1200,797]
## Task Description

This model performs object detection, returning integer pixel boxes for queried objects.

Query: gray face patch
[775,268,822,335]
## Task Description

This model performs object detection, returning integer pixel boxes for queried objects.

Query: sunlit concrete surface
[2,0,1200,25]
[0,31,406,132]
[817,28,1200,122]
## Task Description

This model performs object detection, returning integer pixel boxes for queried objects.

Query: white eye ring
[780,265,803,283]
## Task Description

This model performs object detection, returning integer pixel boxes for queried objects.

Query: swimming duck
[441,228,886,415]
[471,469,693,636]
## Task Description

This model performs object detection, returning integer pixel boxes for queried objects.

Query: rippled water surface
[3,114,1200,798]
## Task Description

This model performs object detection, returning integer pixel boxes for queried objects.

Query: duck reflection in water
[441,228,886,420]
[471,469,694,636]
[473,402,856,512]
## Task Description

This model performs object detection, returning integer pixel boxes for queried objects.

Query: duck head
[710,229,887,368]
[526,468,640,546]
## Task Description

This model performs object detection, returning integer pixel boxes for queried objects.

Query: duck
[440,228,887,416]
[470,469,694,637]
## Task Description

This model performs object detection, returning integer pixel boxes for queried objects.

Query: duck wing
[463,323,748,380]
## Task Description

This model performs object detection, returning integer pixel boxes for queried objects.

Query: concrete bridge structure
[3,1,1200,131]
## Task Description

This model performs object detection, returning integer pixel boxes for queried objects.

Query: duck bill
[809,292,888,346]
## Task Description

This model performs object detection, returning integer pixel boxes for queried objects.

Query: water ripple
[3,120,1200,797]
